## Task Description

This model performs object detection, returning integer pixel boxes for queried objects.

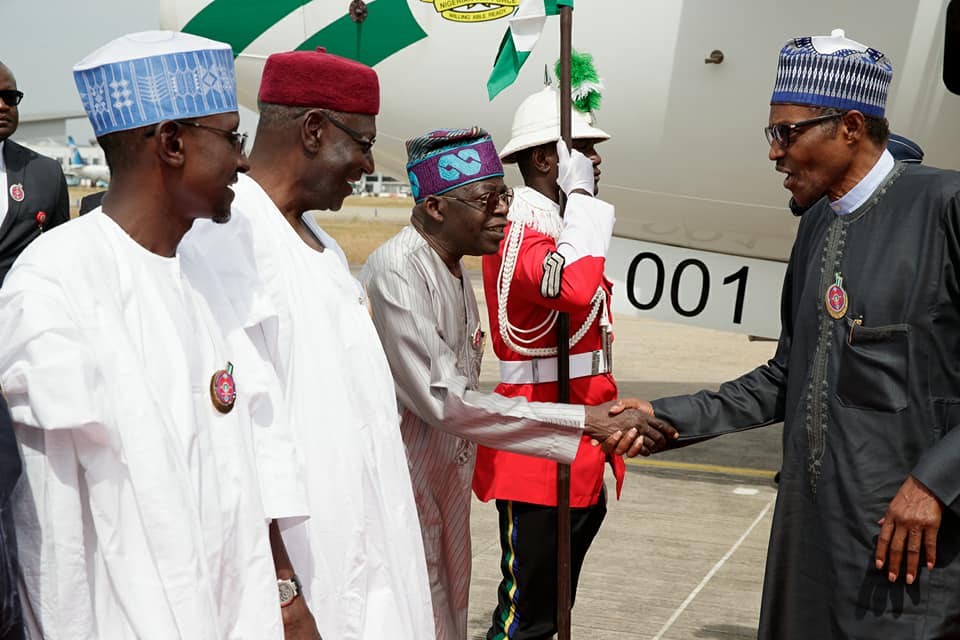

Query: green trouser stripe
[493,501,519,639]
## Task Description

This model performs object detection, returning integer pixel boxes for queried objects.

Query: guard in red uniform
[473,86,620,640]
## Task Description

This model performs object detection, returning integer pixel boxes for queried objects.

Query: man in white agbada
[184,49,434,639]
[360,127,677,639]
[0,32,311,639]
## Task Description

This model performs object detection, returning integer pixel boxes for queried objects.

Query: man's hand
[269,520,322,639]
[584,401,677,457]
[609,397,655,417]
[875,474,943,585]
[556,140,596,196]
[281,596,322,639]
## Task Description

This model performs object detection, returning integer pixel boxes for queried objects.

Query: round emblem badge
[825,272,848,319]
[209,361,237,414]
[9,183,24,202]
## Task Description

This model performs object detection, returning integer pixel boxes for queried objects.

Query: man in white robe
[0,32,310,639]
[184,49,434,639]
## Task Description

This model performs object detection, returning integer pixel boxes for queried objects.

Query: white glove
[556,140,595,196]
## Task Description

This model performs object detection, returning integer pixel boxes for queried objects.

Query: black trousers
[0,500,22,640]
[0,624,23,640]
[485,489,607,640]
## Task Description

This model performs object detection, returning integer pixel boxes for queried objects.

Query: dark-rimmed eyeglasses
[0,90,23,107]
[320,110,375,154]
[175,120,248,155]
[763,113,843,149]
[145,119,248,155]
[439,188,513,215]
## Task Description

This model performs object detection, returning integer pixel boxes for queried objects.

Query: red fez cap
[259,48,380,115]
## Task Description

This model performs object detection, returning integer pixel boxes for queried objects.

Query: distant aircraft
[67,135,110,183]
[161,0,960,338]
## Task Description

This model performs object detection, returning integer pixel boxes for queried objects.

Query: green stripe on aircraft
[182,0,427,67]
[182,0,311,55]
[298,0,426,67]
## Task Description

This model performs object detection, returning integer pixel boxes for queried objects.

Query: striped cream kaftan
[361,225,584,640]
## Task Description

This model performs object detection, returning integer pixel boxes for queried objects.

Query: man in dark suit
[0,61,70,285]
[78,190,104,215]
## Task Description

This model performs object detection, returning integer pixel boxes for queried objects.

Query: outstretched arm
[647,253,799,442]
[364,262,585,463]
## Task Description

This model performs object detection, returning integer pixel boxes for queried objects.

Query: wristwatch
[278,574,302,608]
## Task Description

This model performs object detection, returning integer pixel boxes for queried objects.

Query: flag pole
[556,4,573,639]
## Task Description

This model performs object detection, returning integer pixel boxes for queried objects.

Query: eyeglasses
[0,90,23,107]
[320,110,375,154]
[763,113,843,149]
[145,119,248,155]
[176,120,248,155]
[440,188,513,215]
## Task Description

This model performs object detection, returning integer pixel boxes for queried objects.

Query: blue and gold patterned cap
[405,127,503,203]
[771,29,893,118]
[73,31,238,138]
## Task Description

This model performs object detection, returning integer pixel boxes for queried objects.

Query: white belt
[498,350,610,385]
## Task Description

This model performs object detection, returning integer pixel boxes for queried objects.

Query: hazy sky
[4,1,258,144]
[5,1,159,120]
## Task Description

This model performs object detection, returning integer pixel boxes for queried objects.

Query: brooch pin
[825,272,848,319]
[209,362,237,414]
[9,183,24,202]
[472,324,486,353]
[35,211,47,233]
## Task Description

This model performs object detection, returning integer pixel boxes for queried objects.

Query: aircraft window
[946,1,960,94]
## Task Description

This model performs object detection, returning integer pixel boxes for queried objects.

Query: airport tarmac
[466,275,782,639]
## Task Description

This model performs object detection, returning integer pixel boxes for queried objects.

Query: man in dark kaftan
[644,29,960,639]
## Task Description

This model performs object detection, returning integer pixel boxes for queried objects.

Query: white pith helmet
[499,87,610,164]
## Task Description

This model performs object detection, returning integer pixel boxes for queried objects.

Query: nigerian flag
[487,0,573,100]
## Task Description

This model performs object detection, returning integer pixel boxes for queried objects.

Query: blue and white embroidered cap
[73,31,238,138]
[771,29,893,118]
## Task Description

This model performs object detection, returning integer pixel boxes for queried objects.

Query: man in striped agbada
[361,127,674,640]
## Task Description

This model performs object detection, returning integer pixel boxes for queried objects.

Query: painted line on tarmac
[625,458,778,479]
[651,497,776,640]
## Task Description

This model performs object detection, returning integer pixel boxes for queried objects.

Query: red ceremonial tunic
[473,187,625,507]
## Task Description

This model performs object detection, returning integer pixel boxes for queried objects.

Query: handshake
[583,399,677,457]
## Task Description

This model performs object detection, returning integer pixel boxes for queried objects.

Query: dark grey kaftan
[652,163,960,639]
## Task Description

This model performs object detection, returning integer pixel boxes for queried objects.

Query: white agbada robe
[0,210,306,640]
[185,174,434,639]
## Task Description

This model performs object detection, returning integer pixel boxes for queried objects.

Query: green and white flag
[487,0,573,100]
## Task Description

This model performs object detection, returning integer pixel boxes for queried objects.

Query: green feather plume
[554,49,604,113]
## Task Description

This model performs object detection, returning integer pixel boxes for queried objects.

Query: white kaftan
[0,210,305,640]
[185,174,434,640]
[360,226,585,640]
